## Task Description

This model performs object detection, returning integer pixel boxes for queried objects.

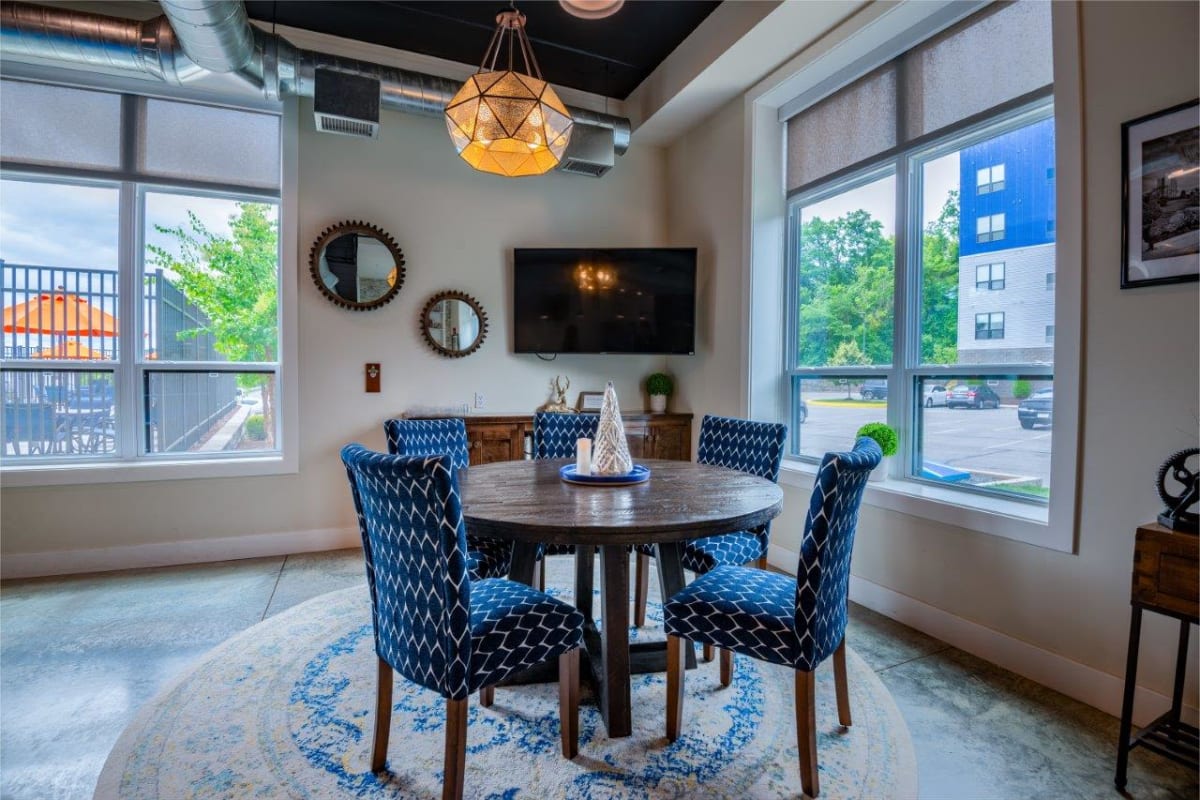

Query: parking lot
[798,392,1051,489]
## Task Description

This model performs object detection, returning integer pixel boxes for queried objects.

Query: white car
[923,384,949,407]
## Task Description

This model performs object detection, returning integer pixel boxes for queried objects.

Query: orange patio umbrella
[2,291,119,337]
[35,341,108,360]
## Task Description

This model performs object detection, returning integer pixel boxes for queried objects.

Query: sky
[800,151,960,235]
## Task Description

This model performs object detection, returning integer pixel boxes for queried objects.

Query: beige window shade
[786,64,897,192]
[786,0,1053,193]
[902,1,1053,140]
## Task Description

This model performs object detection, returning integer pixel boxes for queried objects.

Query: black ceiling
[243,1,721,99]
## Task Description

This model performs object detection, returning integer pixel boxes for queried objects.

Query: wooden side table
[1115,522,1199,788]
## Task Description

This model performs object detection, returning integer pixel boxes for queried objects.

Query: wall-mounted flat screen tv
[513,248,696,355]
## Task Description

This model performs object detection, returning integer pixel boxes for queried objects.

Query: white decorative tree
[591,381,633,475]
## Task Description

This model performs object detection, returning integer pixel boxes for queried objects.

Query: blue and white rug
[96,576,916,799]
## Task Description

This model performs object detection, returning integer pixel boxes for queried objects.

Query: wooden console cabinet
[407,412,693,466]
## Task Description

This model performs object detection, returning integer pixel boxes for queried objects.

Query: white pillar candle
[576,438,592,476]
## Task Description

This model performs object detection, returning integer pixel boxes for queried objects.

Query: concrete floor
[1,549,1196,800]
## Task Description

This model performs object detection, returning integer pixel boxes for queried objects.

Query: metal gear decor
[1156,447,1199,532]
[443,5,573,177]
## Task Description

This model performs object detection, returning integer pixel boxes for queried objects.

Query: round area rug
[97,580,916,799]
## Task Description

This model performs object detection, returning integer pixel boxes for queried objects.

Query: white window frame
[744,1,1083,553]
[974,311,1006,340]
[1,91,299,487]
[976,212,1006,243]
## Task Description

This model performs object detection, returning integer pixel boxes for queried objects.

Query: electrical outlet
[474,392,485,408]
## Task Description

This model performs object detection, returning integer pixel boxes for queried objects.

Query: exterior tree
[829,340,869,398]
[147,203,279,444]
[921,190,960,365]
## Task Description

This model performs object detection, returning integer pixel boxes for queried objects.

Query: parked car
[1017,389,1053,429]
[798,399,808,424]
[946,384,1000,409]
[859,380,888,400]
[923,384,948,407]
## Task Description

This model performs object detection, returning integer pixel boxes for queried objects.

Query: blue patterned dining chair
[662,436,881,798]
[384,418,512,580]
[633,414,788,653]
[341,445,584,800]
[531,411,600,590]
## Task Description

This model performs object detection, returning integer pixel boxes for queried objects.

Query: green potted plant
[645,372,674,413]
[856,422,897,480]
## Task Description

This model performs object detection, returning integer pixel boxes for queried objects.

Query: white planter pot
[649,394,667,413]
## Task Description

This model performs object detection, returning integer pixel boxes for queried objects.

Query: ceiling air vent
[314,67,380,139]
[557,123,615,177]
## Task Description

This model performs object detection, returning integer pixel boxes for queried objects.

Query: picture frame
[576,391,604,412]
[1121,99,1200,289]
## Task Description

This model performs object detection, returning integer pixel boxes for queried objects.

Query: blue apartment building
[956,117,1056,364]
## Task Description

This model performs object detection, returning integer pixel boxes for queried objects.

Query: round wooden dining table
[458,458,784,738]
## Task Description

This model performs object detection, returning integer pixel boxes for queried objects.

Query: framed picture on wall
[1121,99,1200,289]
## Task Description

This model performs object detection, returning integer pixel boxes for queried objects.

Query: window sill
[779,459,1060,550]
[0,453,298,487]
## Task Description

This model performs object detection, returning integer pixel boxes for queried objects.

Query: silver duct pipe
[0,2,632,156]
[156,0,254,74]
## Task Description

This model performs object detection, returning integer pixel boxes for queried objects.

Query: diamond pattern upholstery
[532,412,599,559]
[341,444,584,700]
[636,414,788,569]
[384,418,512,580]
[663,436,881,672]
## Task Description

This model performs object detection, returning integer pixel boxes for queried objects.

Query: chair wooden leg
[371,657,393,772]
[538,557,546,592]
[796,669,819,798]
[634,551,650,627]
[479,685,494,708]
[666,635,686,742]
[443,697,468,800]
[833,637,851,727]
[703,643,714,662]
[558,647,580,758]
[719,648,733,687]
[756,555,768,570]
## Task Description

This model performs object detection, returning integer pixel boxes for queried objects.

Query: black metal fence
[2,262,237,456]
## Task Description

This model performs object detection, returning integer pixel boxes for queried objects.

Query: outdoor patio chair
[634,414,787,653]
[662,436,881,798]
[341,445,584,799]
[384,417,512,580]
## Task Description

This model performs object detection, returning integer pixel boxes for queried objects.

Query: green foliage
[856,422,898,457]
[797,191,960,368]
[148,202,279,442]
[1012,379,1032,400]
[244,414,266,440]
[646,372,674,396]
[829,341,868,398]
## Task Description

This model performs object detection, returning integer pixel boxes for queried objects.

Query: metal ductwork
[0,1,631,176]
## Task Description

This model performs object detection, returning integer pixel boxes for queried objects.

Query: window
[976,164,1006,194]
[1046,272,1056,290]
[1,81,282,470]
[1045,325,1055,343]
[1047,220,1056,234]
[975,312,1006,340]
[781,1,1056,511]
[975,262,1006,290]
[976,213,1006,243]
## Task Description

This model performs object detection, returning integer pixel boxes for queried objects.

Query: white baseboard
[766,543,1198,729]
[1,527,360,580]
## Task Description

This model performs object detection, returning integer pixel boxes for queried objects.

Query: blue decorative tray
[559,464,650,486]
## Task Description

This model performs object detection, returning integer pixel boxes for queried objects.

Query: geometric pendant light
[444,6,573,177]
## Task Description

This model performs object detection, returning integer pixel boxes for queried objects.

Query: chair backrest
[384,417,470,470]
[341,444,473,700]
[793,436,882,670]
[532,411,599,459]
[696,414,788,481]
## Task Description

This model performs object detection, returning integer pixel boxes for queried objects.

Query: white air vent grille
[316,113,379,139]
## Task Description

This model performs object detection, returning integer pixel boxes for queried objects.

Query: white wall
[0,101,669,559]
[666,0,1198,718]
